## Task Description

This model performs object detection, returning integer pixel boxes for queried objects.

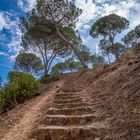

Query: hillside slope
[0,46,140,140]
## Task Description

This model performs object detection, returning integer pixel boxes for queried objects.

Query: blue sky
[0,0,140,81]
[0,0,36,81]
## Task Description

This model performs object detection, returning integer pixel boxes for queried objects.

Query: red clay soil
[0,46,140,140]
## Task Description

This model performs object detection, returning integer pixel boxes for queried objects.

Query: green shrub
[93,64,104,71]
[0,74,39,113]
[133,44,140,50]
[8,71,26,81]
[40,75,60,84]
[0,90,12,113]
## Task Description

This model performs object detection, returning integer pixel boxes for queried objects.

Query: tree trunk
[115,52,119,59]
[107,54,111,64]
[44,64,49,76]
[47,54,57,74]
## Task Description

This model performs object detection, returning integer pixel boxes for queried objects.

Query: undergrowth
[0,74,39,113]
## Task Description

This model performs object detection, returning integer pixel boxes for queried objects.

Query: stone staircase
[33,81,108,140]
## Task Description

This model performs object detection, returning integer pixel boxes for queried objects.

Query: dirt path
[0,49,139,140]
[0,81,63,140]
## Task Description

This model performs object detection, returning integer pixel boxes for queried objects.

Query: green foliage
[93,64,104,70]
[0,74,38,113]
[61,27,78,42]
[76,45,105,67]
[20,0,86,69]
[40,75,60,84]
[90,14,129,38]
[0,77,2,88]
[122,44,140,58]
[64,58,82,72]
[8,71,26,82]
[73,61,83,71]
[106,43,126,59]
[51,63,66,74]
[133,43,140,50]
[21,32,71,75]
[90,55,105,66]
[51,58,83,74]
[15,53,43,75]
[90,14,129,60]
[122,24,140,47]
[77,45,91,65]
[122,48,134,58]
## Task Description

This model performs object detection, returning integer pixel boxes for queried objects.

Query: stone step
[53,98,82,104]
[34,125,107,140]
[91,102,101,105]
[47,107,93,115]
[62,87,82,93]
[55,93,81,98]
[54,95,81,100]
[42,114,99,126]
[53,102,90,109]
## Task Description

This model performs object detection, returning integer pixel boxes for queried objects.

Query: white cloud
[0,11,15,31]
[0,0,36,62]
[75,0,97,30]
[74,0,140,50]
[17,0,36,12]
[0,51,7,56]
[75,0,140,29]
[7,27,22,61]
[0,12,6,31]
[0,11,22,60]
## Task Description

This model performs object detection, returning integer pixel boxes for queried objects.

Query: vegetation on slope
[0,74,39,113]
